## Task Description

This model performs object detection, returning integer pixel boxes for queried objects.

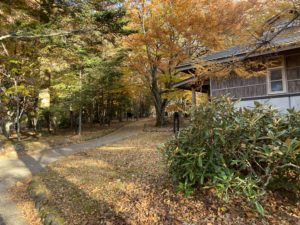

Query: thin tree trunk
[78,70,82,136]
[16,99,21,141]
[70,110,74,129]
[78,107,82,135]
[14,79,21,141]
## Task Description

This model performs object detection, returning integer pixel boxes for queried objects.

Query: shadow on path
[39,168,129,224]
[14,137,130,224]
[1,120,148,224]
[14,142,43,176]
[33,145,179,224]
[0,214,6,225]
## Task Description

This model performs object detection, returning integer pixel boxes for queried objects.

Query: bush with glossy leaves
[163,97,300,215]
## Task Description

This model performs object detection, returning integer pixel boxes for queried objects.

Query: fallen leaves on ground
[10,131,300,224]
[0,121,127,157]
[9,178,42,225]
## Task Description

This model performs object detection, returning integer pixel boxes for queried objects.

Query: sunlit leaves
[163,96,300,215]
[123,0,255,125]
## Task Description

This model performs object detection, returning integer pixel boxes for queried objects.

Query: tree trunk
[44,110,52,133]
[154,102,166,127]
[33,117,38,132]
[70,110,74,129]
[152,92,167,127]
[78,70,82,136]
[78,107,82,135]
[3,121,13,139]
[118,104,123,122]
[16,102,21,141]
[14,79,21,141]
[150,71,168,127]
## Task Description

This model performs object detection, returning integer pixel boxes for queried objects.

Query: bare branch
[0,35,12,41]
[278,162,300,170]
[1,42,9,56]
[242,10,300,61]
[0,29,90,41]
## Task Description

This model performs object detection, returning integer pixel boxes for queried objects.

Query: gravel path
[0,120,145,225]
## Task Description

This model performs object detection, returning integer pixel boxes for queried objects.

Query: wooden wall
[286,55,300,93]
[211,75,267,98]
[211,54,300,98]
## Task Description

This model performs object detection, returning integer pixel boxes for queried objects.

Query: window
[267,67,287,94]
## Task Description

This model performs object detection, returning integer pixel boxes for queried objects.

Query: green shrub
[163,97,300,215]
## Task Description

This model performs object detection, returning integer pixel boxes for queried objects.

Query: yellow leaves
[39,47,78,73]
[6,84,31,96]
[218,206,227,213]
[194,57,268,81]
[166,104,184,112]
[124,0,255,109]
[124,0,250,87]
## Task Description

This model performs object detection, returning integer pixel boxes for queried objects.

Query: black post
[173,112,180,133]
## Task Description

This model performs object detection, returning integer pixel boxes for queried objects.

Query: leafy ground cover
[10,131,300,225]
[164,97,300,216]
[0,121,128,157]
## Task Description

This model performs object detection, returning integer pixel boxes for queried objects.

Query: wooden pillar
[192,87,197,106]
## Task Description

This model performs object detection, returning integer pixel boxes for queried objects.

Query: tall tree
[0,0,130,138]
[124,0,253,126]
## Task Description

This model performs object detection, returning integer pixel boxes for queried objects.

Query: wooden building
[174,9,300,111]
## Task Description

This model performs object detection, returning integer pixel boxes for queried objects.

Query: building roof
[174,8,300,90]
[176,30,300,72]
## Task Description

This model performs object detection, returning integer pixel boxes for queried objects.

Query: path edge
[28,176,65,225]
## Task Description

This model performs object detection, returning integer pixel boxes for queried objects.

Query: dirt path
[0,120,146,225]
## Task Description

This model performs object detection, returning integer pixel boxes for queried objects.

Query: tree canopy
[123,0,257,125]
[0,0,294,137]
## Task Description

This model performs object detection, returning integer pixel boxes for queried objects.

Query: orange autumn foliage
[123,0,256,125]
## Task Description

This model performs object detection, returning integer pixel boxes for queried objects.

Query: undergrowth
[163,97,300,215]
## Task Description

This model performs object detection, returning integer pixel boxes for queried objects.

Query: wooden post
[173,112,180,133]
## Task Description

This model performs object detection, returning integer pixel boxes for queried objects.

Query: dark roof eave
[172,77,197,88]
[176,43,300,73]
[172,77,210,89]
